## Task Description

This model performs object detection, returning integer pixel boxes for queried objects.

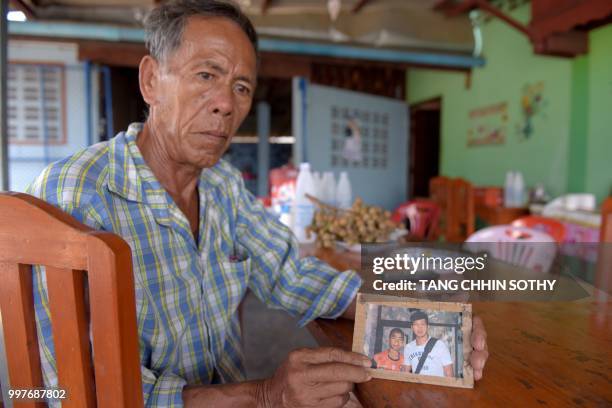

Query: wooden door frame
[408,97,442,198]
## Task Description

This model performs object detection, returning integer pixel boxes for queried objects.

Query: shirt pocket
[219,256,251,318]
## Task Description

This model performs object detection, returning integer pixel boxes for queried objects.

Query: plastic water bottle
[336,171,352,209]
[504,171,515,207]
[514,171,525,207]
[312,171,322,200]
[292,163,316,242]
[321,172,336,206]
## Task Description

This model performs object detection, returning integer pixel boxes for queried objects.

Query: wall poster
[467,102,508,147]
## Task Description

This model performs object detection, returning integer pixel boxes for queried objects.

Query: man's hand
[260,347,372,408]
[470,316,488,380]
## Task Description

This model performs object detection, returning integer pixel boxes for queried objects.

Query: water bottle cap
[299,162,311,171]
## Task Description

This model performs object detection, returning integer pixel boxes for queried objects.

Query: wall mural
[517,81,547,140]
[467,102,508,147]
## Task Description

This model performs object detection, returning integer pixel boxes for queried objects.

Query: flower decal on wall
[517,81,547,140]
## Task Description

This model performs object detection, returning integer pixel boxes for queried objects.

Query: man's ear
[139,55,159,106]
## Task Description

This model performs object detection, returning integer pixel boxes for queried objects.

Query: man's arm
[182,381,264,408]
[234,174,360,326]
[183,348,372,408]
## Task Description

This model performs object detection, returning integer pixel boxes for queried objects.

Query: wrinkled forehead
[172,16,257,65]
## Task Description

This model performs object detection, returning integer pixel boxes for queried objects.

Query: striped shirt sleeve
[141,366,187,407]
[234,178,362,327]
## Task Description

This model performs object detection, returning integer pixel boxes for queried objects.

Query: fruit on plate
[307,197,398,249]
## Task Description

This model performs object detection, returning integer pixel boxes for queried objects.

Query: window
[7,62,66,145]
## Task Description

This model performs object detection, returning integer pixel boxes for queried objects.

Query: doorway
[409,98,441,198]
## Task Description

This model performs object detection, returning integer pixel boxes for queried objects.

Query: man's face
[389,332,405,351]
[412,319,428,338]
[144,16,257,168]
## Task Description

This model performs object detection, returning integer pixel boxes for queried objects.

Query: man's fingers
[470,316,489,380]
[318,394,351,408]
[312,381,354,399]
[471,316,487,351]
[306,362,371,383]
[343,392,364,408]
[298,347,371,367]
[470,349,489,381]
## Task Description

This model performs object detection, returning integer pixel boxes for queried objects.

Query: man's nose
[210,86,233,117]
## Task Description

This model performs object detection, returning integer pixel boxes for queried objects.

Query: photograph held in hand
[353,293,474,388]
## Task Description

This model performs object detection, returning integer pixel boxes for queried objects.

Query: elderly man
[27,1,488,407]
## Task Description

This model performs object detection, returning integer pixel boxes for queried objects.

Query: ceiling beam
[77,40,147,68]
[434,0,590,57]
[352,0,373,14]
[9,21,485,69]
[439,0,530,36]
[433,0,458,12]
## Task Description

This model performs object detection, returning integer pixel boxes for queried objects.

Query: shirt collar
[107,122,145,203]
[107,122,227,225]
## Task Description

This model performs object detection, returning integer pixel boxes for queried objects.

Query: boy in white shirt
[403,311,454,377]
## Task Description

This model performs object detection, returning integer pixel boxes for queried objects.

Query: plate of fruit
[307,196,406,252]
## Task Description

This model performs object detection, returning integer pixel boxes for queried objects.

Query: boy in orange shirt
[373,328,405,371]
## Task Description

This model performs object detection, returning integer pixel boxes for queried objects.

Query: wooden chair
[0,192,143,408]
[601,197,612,243]
[429,176,451,239]
[594,197,612,300]
[447,178,475,243]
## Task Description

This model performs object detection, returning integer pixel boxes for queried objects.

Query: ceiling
[11,0,476,54]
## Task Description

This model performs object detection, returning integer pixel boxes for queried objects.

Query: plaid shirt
[27,123,361,407]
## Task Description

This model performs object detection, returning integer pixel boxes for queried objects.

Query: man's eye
[235,84,251,96]
[198,72,213,80]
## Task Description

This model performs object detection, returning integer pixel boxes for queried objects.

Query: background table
[304,246,612,407]
[475,204,529,226]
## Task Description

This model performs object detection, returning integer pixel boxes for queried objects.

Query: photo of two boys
[372,310,455,378]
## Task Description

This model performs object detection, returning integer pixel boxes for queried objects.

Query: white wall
[8,40,98,192]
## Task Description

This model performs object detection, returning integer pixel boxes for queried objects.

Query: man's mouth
[199,130,228,140]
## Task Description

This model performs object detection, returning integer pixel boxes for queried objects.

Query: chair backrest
[0,192,143,408]
[448,178,475,243]
[601,197,612,243]
[512,215,567,243]
[595,198,612,300]
[465,225,557,273]
[429,176,451,237]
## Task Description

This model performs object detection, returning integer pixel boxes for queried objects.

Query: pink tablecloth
[560,221,599,263]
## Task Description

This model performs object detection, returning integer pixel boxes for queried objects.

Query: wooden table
[305,247,612,407]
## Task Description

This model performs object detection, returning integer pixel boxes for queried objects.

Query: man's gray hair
[144,0,258,62]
